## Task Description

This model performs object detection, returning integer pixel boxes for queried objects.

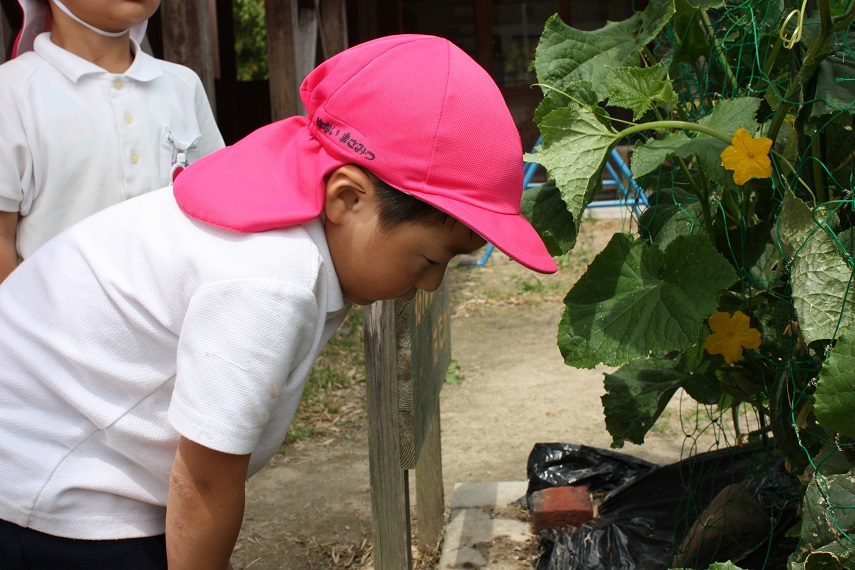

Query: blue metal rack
[461,140,647,268]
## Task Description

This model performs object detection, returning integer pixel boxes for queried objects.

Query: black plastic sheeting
[526,443,658,501]
[526,443,801,570]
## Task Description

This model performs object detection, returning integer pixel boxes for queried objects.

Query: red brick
[530,486,594,532]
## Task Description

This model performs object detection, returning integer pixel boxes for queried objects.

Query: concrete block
[450,481,528,509]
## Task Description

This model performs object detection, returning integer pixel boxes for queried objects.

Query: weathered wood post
[265,0,347,121]
[363,298,411,568]
[1,1,9,64]
[405,284,449,553]
[158,0,217,112]
[363,283,450,569]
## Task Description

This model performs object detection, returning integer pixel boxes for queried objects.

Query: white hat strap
[52,0,128,38]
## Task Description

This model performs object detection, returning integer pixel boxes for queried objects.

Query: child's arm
[0,211,18,282]
[166,436,251,570]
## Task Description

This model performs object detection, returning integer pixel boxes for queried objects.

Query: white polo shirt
[0,188,349,539]
[0,33,225,259]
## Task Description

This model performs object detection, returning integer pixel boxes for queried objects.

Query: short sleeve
[0,66,31,213]
[192,72,225,157]
[169,279,318,454]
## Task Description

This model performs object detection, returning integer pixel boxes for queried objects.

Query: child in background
[0,0,224,281]
[0,34,558,569]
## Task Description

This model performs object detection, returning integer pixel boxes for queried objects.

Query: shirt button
[124,113,133,124]
[113,79,123,90]
[130,153,139,164]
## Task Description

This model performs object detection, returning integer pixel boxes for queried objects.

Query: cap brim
[418,196,558,274]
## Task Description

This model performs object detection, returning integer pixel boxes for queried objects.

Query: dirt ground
[230,216,702,569]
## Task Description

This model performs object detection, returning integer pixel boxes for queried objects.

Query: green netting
[652,3,855,567]
[526,1,855,568]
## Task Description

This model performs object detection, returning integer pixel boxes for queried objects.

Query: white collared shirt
[0,33,225,258]
[0,188,349,539]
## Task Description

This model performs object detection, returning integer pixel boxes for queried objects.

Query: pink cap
[11,0,148,58]
[174,34,557,274]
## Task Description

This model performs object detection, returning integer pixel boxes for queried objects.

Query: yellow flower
[703,310,762,364]
[720,128,773,185]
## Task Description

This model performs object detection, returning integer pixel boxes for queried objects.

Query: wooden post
[363,283,450,567]
[1,3,8,64]
[405,286,449,554]
[265,0,347,121]
[474,0,493,75]
[159,0,217,112]
[266,0,311,120]
[364,299,413,570]
[318,0,347,57]
[416,406,445,553]
[1,0,18,64]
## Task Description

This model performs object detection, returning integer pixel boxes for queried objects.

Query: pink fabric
[174,34,557,274]
[12,0,147,58]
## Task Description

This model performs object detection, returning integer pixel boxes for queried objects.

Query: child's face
[49,0,160,33]
[323,168,486,305]
[336,217,485,306]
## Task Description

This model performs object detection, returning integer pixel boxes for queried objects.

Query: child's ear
[324,165,375,224]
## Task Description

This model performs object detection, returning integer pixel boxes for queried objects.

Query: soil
[230,217,697,570]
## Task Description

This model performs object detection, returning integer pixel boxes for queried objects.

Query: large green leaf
[533,0,675,100]
[602,354,720,447]
[789,467,855,568]
[558,233,738,368]
[602,357,686,447]
[607,63,676,120]
[526,105,615,226]
[777,191,816,259]
[521,181,577,256]
[778,192,855,344]
[810,50,855,124]
[816,323,855,439]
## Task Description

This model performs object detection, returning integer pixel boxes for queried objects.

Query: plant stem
[833,0,855,32]
[616,120,728,241]
[767,0,840,142]
[651,107,709,203]
[762,33,784,80]
[699,9,739,95]
[618,121,733,144]
[646,105,718,240]
[773,150,817,200]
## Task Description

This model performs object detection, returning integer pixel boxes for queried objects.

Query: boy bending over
[0,34,557,569]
